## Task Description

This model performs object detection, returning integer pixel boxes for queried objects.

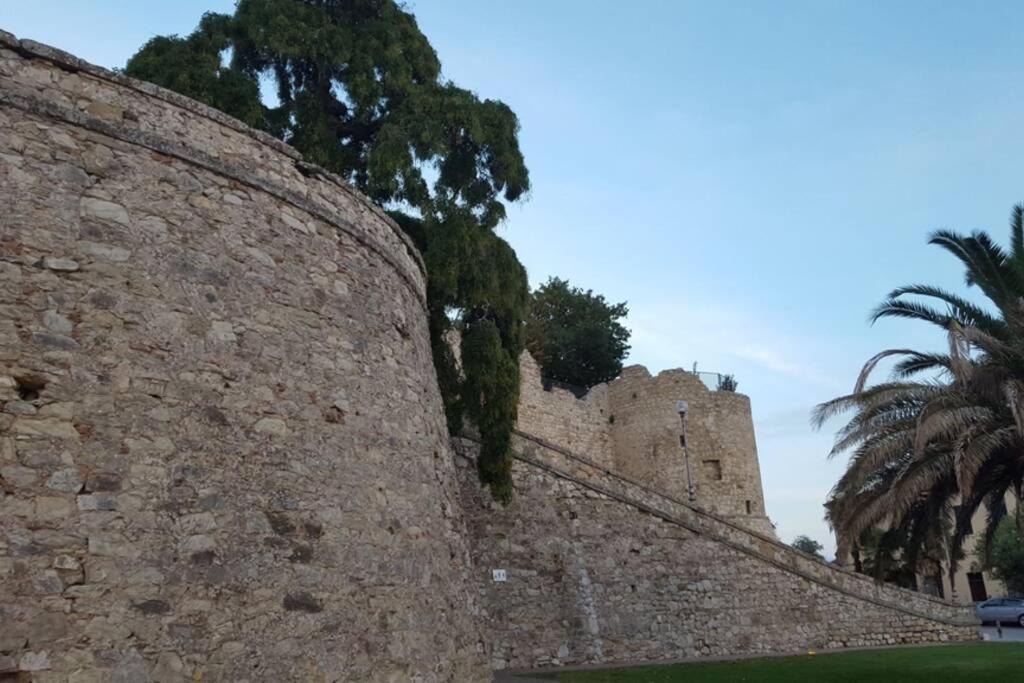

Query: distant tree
[717,374,738,392]
[791,535,824,559]
[525,277,630,388]
[981,509,1024,596]
[126,0,530,502]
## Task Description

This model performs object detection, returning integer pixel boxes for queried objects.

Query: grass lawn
[551,643,1024,682]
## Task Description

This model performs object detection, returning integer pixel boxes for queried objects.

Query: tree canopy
[815,206,1024,586]
[126,0,530,501]
[790,535,824,559]
[525,277,630,389]
[981,511,1024,597]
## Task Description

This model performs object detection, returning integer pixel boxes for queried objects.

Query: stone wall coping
[544,364,752,405]
[0,28,427,285]
[507,430,977,624]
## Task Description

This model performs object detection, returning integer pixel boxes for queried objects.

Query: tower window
[702,459,722,481]
[745,500,753,514]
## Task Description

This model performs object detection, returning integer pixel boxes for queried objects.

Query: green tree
[982,509,1024,596]
[717,374,738,392]
[791,535,824,559]
[815,206,1024,585]
[126,0,530,501]
[525,277,630,388]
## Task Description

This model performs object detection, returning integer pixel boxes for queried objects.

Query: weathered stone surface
[0,32,484,683]
[110,649,150,683]
[3,400,37,415]
[42,310,73,335]
[31,332,79,350]
[456,437,978,671]
[2,464,38,487]
[41,257,79,272]
[253,417,287,436]
[79,241,131,262]
[76,494,116,511]
[13,418,80,439]
[46,468,83,493]
[27,613,67,644]
[79,197,130,226]
[20,651,51,671]
[34,496,74,522]
[84,472,120,492]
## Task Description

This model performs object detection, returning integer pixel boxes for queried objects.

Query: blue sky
[5,1,1023,554]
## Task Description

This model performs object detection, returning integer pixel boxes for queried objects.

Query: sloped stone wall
[0,33,486,682]
[455,437,978,672]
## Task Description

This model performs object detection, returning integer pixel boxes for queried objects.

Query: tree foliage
[981,509,1024,596]
[525,277,630,388]
[717,374,738,392]
[791,535,824,559]
[126,0,530,501]
[815,205,1024,585]
[851,527,929,590]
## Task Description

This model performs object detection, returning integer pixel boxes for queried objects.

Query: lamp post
[677,400,695,501]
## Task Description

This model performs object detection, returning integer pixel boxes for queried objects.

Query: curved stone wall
[0,32,485,681]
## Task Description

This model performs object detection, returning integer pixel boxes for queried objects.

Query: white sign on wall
[492,569,507,582]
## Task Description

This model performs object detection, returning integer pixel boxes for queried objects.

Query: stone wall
[456,436,978,672]
[0,33,486,682]
[515,354,613,469]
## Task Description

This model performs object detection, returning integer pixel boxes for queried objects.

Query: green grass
[552,643,1024,682]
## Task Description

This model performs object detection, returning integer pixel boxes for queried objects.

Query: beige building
[935,494,1018,603]
[834,493,1018,604]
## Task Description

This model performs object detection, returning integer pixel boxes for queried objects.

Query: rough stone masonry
[456,311,979,671]
[0,30,979,683]
[0,32,486,682]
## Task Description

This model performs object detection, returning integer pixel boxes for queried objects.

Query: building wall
[455,437,978,671]
[834,495,1019,604]
[946,495,1018,602]
[0,33,486,682]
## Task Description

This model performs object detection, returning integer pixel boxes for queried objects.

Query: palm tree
[815,206,1024,590]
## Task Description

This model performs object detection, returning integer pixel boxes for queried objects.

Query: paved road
[980,625,1024,642]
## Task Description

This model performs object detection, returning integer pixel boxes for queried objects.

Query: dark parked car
[975,598,1024,626]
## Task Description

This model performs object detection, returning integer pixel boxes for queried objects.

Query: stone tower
[606,366,772,534]
[515,354,773,535]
